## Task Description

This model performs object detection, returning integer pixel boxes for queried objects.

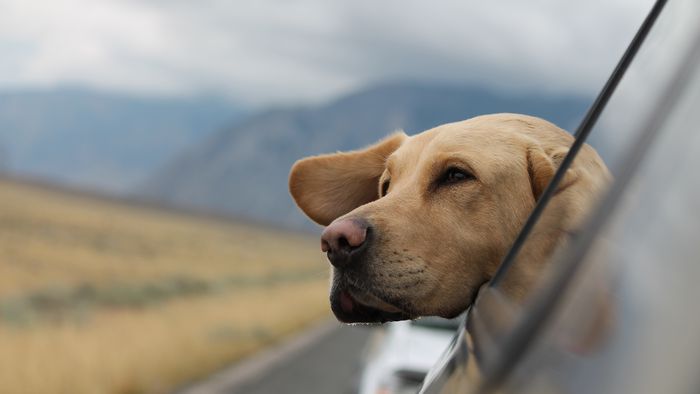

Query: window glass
[493,0,699,305]
[495,1,700,392]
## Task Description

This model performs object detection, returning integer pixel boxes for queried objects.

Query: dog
[289,113,610,323]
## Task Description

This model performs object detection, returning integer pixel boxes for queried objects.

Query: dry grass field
[0,178,330,394]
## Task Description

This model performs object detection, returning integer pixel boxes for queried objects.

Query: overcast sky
[0,0,654,107]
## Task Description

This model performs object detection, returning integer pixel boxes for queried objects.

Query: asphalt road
[177,320,374,394]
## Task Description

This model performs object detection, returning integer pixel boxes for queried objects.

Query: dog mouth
[330,283,412,324]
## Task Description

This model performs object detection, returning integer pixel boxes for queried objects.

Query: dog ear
[527,145,576,201]
[289,132,406,226]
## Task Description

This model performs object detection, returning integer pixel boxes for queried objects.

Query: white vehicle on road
[358,317,460,394]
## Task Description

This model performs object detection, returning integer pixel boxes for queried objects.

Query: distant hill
[137,82,592,229]
[0,88,242,192]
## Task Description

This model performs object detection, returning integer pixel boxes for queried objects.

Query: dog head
[289,114,610,323]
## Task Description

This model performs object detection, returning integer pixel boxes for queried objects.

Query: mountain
[137,82,592,229]
[0,88,242,192]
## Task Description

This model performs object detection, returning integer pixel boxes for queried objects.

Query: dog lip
[331,284,412,324]
[339,291,355,314]
[347,287,403,314]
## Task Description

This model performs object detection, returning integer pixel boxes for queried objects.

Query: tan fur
[289,113,610,318]
[289,132,406,226]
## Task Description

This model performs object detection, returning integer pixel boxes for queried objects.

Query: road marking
[175,319,340,394]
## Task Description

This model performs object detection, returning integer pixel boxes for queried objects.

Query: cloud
[0,0,654,106]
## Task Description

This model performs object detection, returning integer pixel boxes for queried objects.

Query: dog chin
[330,284,413,324]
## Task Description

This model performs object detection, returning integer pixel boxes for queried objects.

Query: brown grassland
[0,178,330,394]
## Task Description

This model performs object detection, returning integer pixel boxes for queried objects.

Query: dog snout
[321,218,370,268]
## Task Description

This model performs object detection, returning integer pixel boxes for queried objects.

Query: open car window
[486,0,667,302]
[495,7,700,393]
[421,0,700,392]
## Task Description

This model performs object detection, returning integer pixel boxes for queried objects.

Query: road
[177,320,375,394]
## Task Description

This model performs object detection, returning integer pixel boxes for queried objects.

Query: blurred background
[0,1,652,393]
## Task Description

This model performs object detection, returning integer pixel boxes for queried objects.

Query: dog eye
[440,167,475,185]
[381,180,390,196]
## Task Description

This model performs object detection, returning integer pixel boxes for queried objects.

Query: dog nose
[321,218,369,268]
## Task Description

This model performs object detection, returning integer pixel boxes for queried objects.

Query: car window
[479,0,700,391]
[487,0,670,305]
[421,0,700,392]
[496,14,700,394]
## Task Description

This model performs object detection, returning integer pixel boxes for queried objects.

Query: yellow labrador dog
[289,113,610,323]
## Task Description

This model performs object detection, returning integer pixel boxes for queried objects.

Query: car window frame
[472,0,700,392]
[420,1,671,392]
[488,0,668,288]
